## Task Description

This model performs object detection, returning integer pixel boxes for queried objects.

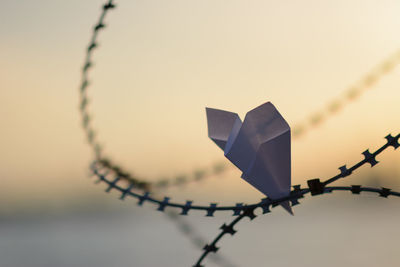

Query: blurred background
[1,0,400,266]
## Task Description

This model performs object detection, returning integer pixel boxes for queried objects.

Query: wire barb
[362,149,379,167]
[350,185,362,194]
[220,224,237,235]
[385,134,400,149]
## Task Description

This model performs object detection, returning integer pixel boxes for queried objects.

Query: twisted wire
[193,185,400,267]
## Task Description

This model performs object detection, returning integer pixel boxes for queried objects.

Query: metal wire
[90,133,399,215]
[89,132,399,266]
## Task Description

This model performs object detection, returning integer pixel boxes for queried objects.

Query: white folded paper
[206,102,292,214]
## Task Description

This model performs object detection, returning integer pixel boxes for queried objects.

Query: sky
[1,0,400,208]
[2,1,400,267]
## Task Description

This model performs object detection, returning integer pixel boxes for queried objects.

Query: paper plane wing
[206,107,242,151]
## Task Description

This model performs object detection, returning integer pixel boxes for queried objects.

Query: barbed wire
[90,132,399,266]
[79,2,400,266]
[191,134,400,266]
[79,0,400,190]
[90,133,399,216]
[193,184,400,267]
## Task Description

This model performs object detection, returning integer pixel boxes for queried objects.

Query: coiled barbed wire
[79,2,400,266]
[80,0,400,190]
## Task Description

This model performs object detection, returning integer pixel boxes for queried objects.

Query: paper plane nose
[280,201,293,215]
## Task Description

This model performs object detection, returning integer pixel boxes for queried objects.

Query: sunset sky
[3,1,400,267]
[1,0,400,208]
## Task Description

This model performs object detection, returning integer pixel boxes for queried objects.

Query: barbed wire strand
[90,133,398,266]
[193,185,400,267]
[165,211,239,267]
[80,0,400,190]
[91,133,399,215]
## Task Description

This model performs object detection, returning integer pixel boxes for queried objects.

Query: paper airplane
[206,102,292,214]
